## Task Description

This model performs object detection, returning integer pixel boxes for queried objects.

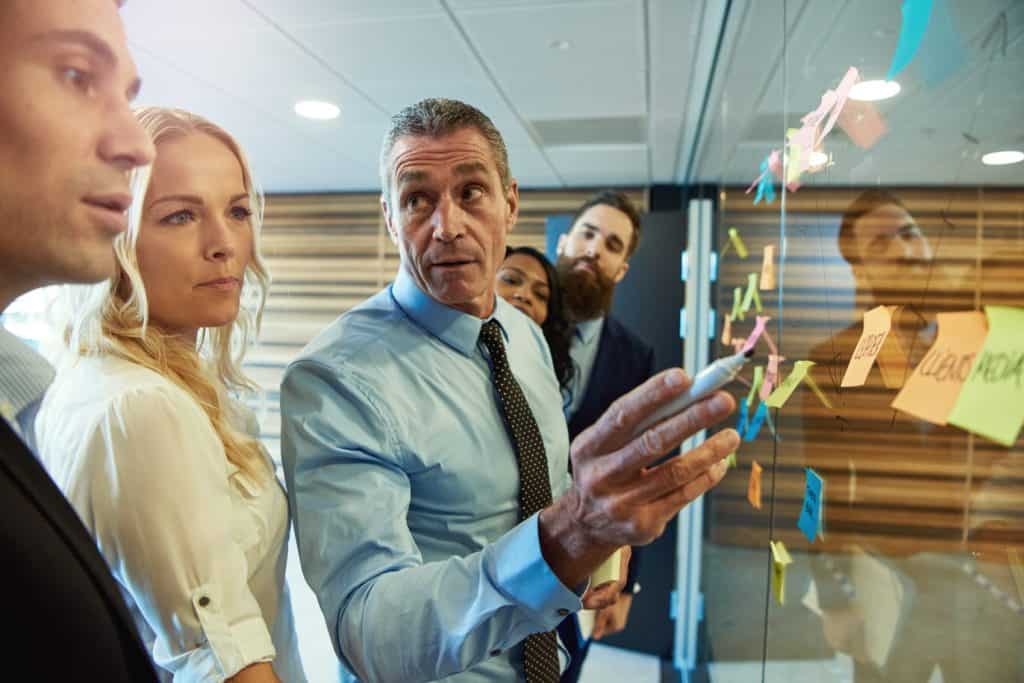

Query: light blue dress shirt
[0,326,54,453]
[564,317,604,419]
[280,268,581,682]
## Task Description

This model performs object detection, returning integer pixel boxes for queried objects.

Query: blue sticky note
[798,468,824,543]
[887,0,934,81]
[744,402,768,441]
[753,157,776,205]
[916,0,965,87]
[737,400,749,435]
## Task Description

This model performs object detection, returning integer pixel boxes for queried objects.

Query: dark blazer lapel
[0,419,142,639]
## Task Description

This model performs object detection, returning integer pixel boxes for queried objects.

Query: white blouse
[36,354,306,683]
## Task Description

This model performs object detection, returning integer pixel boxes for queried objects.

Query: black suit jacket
[1,419,157,681]
[567,316,655,589]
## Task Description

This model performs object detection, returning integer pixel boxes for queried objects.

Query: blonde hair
[61,107,271,486]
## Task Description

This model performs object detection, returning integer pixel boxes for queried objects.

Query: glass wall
[696,0,1024,680]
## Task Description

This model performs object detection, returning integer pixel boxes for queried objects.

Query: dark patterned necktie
[479,320,560,683]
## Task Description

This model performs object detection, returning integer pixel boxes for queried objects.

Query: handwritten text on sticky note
[948,306,1024,447]
[891,311,987,425]
[842,305,893,387]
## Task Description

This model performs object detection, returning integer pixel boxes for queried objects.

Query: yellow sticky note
[948,306,1024,446]
[785,130,803,185]
[892,311,988,425]
[728,227,749,259]
[803,373,833,410]
[765,360,815,408]
[760,245,776,290]
[721,315,733,345]
[770,540,793,605]
[841,305,893,388]
[740,272,763,315]
[725,452,737,469]
[747,460,763,510]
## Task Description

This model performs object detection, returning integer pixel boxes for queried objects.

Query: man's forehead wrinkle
[392,146,493,184]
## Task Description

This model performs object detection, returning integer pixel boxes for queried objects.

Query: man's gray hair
[378,98,511,206]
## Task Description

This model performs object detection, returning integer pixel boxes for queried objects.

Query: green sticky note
[725,452,738,469]
[732,286,744,321]
[766,360,815,408]
[740,272,762,314]
[947,306,1024,447]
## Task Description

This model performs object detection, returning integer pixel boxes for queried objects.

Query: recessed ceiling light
[808,150,830,168]
[849,80,901,102]
[294,100,340,120]
[981,150,1024,166]
[549,39,572,50]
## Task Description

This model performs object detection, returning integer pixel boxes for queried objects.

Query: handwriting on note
[892,311,987,425]
[948,306,1024,446]
[842,305,893,387]
[748,460,763,510]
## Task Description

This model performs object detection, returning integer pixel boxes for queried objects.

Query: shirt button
[198,596,211,607]
[489,649,502,657]
[556,608,570,617]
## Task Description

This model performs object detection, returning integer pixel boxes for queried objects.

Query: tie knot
[479,319,504,352]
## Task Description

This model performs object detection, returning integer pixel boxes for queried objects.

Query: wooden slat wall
[245,188,647,461]
[710,186,1024,558]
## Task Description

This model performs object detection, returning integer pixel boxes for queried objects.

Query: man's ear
[612,260,629,284]
[504,179,520,237]
[381,194,398,245]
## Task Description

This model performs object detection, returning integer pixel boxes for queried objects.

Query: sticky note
[770,540,793,605]
[763,354,784,400]
[732,286,744,322]
[747,460,763,510]
[728,227,749,259]
[742,316,769,355]
[819,66,860,144]
[730,338,748,355]
[915,0,965,87]
[725,452,737,469]
[837,99,888,149]
[892,311,987,425]
[841,305,893,388]
[744,402,768,441]
[760,245,776,290]
[804,372,834,410]
[740,273,763,315]
[736,400,749,435]
[766,360,814,408]
[762,329,778,356]
[887,0,934,80]
[721,315,733,345]
[785,129,804,187]
[797,468,824,543]
[947,306,1024,447]
[747,366,765,407]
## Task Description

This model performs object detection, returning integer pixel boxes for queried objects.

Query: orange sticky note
[891,311,988,425]
[770,540,793,605]
[841,305,893,388]
[721,315,733,345]
[837,98,888,149]
[876,306,915,390]
[748,461,763,509]
[760,245,776,290]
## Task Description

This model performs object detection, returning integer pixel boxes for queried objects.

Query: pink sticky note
[742,316,770,354]
[819,66,860,144]
[762,328,779,356]
[762,354,785,401]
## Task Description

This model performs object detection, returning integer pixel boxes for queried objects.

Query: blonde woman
[36,108,305,683]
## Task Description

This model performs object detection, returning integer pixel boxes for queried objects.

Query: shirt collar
[391,267,513,357]
[575,316,605,344]
[0,326,55,419]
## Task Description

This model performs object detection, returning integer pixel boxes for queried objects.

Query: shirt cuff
[485,513,583,628]
[180,584,277,680]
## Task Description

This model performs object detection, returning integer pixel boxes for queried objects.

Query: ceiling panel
[545,144,648,186]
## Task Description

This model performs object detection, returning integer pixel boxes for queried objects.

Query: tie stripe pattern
[479,320,560,683]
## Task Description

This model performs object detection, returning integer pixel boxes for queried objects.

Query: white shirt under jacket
[35,354,305,683]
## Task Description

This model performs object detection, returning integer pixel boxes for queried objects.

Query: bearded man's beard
[557,256,616,322]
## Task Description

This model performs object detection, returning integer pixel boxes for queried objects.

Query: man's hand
[540,368,739,588]
[591,593,633,640]
[581,546,631,610]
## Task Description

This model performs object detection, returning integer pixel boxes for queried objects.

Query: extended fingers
[571,369,692,461]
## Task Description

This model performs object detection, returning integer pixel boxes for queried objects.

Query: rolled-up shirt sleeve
[74,386,276,681]
[281,359,581,682]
